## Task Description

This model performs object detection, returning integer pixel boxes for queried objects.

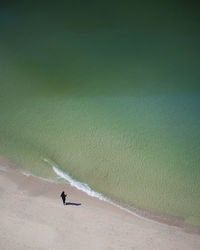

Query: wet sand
[0,158,200,250]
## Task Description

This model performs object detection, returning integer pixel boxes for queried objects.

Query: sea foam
[52,166,107,201]
[50,162,161,224]
[43,156,108,201]
[43,158,162,224]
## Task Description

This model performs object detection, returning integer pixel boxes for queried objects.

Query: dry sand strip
[0,159,200,250]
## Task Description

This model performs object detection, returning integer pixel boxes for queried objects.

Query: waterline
[52,166,107,201]
[51,164,165,225]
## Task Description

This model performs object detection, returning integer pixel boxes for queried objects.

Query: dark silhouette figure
[60,191,67,205]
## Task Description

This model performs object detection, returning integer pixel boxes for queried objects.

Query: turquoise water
[0,93,200,226]
[0,1,200,226]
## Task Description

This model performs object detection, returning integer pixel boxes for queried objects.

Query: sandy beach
[0,158,200,250]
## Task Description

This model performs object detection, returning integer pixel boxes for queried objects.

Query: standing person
[60,191,67,205]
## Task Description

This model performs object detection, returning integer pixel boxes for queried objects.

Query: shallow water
[0,93,200,226]
[0,1,200,226]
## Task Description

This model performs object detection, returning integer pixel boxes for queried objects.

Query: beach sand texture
[0,159,200,250]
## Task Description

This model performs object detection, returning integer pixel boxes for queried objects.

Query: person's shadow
[65,202,81,206]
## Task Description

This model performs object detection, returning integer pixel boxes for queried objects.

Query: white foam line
[22,171,59,183]
[51,164,165,225]
[52,166,107,201]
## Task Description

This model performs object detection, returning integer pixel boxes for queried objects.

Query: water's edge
[1,156,199,234]
[43,158,200,234]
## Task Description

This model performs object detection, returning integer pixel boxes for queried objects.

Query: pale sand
[0,158,200,250]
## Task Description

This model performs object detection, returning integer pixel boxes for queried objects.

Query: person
[60,191,67,205]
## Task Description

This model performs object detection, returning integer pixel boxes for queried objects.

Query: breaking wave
[52,165,108,201]
[49,160,159,223]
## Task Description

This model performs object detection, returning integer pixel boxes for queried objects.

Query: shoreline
[43,159,200,234]
[1,157,200,249]
[53,172,200,235]
[2,157,200,234]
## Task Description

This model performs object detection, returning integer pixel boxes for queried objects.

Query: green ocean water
[0,1,200,226]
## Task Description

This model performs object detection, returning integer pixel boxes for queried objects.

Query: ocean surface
[0,1,200,227]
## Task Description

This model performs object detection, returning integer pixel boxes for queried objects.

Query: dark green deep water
[0,1,200,226]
